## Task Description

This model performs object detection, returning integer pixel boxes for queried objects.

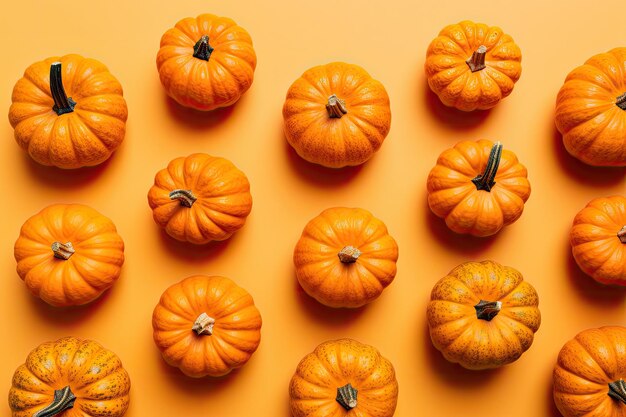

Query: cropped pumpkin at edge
[555,47,626,166]
[14,203,125,307]
[289,338,398,417]
[8,54,128,169]
[426,139,531,237]
[427,260,541,370]
[570,195,626,286]
[157,13,257,111]
[147,153,253,244]
[425,20,522,111]
[9,336,131,417]
[293,207,399,308]
[283,62,392,168]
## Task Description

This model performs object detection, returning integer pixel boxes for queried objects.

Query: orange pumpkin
[283,62,391,168]
[426,139,531,237]
[289,339,398,417]
[9,54,128,168]
[157,13,256,111]
[553,326,626,417]
[427,260,541,370]
[570,195,626,286]
[14,204,124,307]
[9,336,130,417]
[147,153,252,244]
[152,275,262,377]
[293,207,398,308]
[555,48,626,166]
[425,20,522,111]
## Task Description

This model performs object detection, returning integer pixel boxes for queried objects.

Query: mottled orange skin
[289,339,398,417]
[426,139,531,237]
[555,48,626,166]
[152,275,262,378]
[427,260,541,370]
[9,336,131,417]
[9,54,128,168]
[157,13,256,111]
[554,326,626,417]
[147,153,252,244]
[283,62,391,168]
[293,207,398,308]
[570,196,626,285]
[425,21,522,111]
[14,204,125,307]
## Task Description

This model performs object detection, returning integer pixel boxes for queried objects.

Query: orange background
[1,1,625,416]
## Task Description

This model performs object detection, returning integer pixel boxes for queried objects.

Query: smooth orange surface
[0,1,625,416]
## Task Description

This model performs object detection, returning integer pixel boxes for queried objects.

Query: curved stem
[618,226,626,243]
[616,92,626,110]
[472,142,503,192]
[50,63,76,115]
[193,35,214,61]
[33,386,76,417]
[326,94,348,118]
[474,300,502,321]
[51,242,75,260]
[466,45,487,72]
[192,312,215,335]
[608,379,626,404]
[169,189,197,208]
[338,246,361,263]
[336,383,358,410]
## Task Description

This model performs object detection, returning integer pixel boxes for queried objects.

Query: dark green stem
[336,383,358,410]
[50,63,76,115]
[474,300,502,321]
[33,386,76,417]
[169,189,197,208]
[608,379,626,404]
[472,142,503,192]
[193,35,214,61]
[616,93,626,110]
[466,45,487,72]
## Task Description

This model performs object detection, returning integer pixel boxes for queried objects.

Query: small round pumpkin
[283,62,391,168]
[289,339,398,417]
[570,195,626,286]
[293,207,398,308]
[427,260,541,370]
[555,48,626,166]
[9,54,128,168]
[9,336,130,417]
[157,13,256,111]
[147,153,252,244]
[426,139,531,237]
[152,275,262,377]
[14,204,125,307]
[425,20,522,111]
[553,326,626,417]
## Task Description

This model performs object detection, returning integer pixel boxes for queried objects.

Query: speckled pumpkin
[289,339,398,417]
[553,326,626,417]
[9,336,130,417]
[427,260,541,370]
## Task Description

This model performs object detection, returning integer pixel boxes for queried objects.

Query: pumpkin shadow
[154,227,236,264]
[163,95,237,130]
[545,368,561,417]
[20,152,114,188]
[551,126,626,185]
[422,80,493,130]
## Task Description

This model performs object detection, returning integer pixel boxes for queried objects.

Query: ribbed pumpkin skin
[427,260,541,370]
[289,339,398,417]
[157,13,256,111]
[9,54,127,168]
[570,196,626,285]
[425,21,522,111]
[152,275,262,378]
[9,336,131,417]
[283,62,391,168]
[293,207,398,308]
[147,153,252,244]
[553,326,626,417]
[14,204,125,307]
[426,139,531,237]
[555,48,626,166]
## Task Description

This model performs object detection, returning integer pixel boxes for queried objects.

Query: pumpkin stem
[33,386,76,417]
[193,35,214,61]
[608,379,626,404]
[474,300,502,321]
[616,92,626,110]
[192,312,216,335]
[50,62,76,116]
[338,246,361,263]
[466,45,488,72]
[618,226,626,244]
[326,94,348,118]
[51,242,75,260]
[471,141,503,192]
[169,189,197,208]
[336,383,358,410]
